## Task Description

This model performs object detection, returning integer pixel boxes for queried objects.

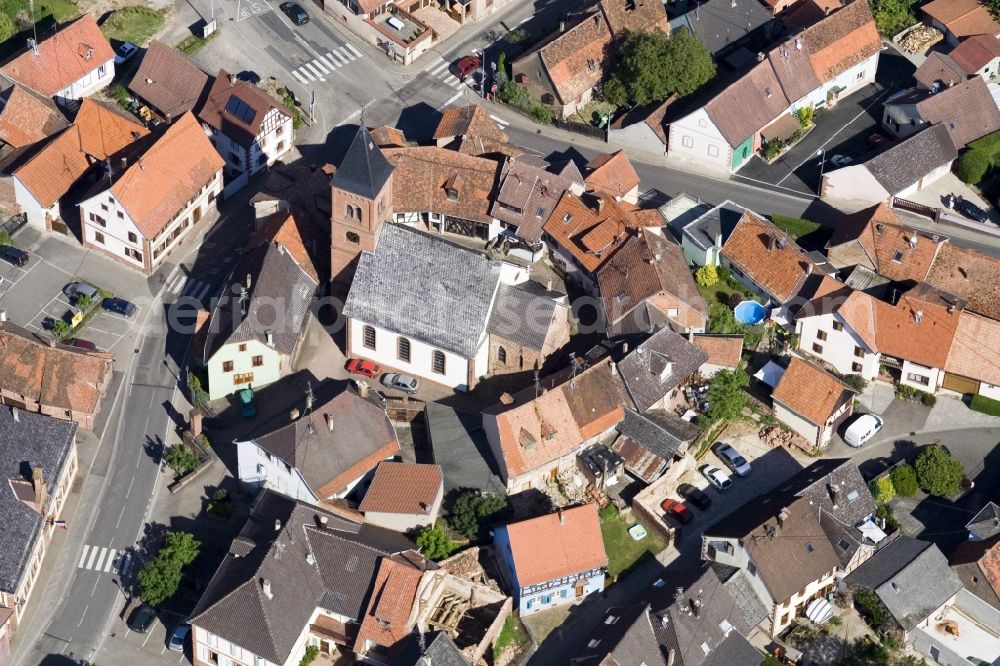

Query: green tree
[796,106,814,128]
[706,368,749,421]
[0,13,16,44]
[164,444,200,477]
[869,0,919,36]
[853,588,891,629]
[52,319,70,337]
[709,303,743,335]
[955,149,991,184]
[890,463,919,497]
[138,531,201,606]
[300,645,320,666]
[76,294,93,310]
[612,29,715,106]
[915,444,964,497]
[497,51,507,78]
[448,491,507,541]
[695,265,718,287]
[600,75,628,107]
[873,476,895,503]
[416,523,455,561]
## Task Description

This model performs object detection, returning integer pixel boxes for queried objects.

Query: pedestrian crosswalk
[489,113,510,129]
[291,43,363,83]
[165,271,213,304]
[423,56,468,91]
[78,545,132,576]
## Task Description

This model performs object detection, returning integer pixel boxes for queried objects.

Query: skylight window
[847,489,860,502]
[806,543,815,553]
[892,250,903,263]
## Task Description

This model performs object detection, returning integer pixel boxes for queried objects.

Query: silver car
[701,464,732,492]
[381,373,419,394]
[713,442,752,477]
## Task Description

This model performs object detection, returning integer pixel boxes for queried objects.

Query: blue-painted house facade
[492,504,607,615]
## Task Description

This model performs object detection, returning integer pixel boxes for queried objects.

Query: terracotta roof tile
[501,503,607,585]
[12,127,90,207]
[0,84,67,148]
[354,555,425,653]
[914,52,969,88]
[692,334,744,369]
[543,192,654,274]
[368,125,408,147]
[951,34,1000,73]
[923,0,1000,40]
[720,210,813,302]
[128,40,211,120]
[945,311,1000,386]
[198,70,288,147]
[705,61,790,147]
[1,15,114,97]
[358,462,442,515]
[800,0,881,82]
[109,111,225,239]
[486,359,625,479]
[246,213,322,283]
[925,243,1000,320]
[599,0,668,35]
[847,203,944,282]
[584,150,639,199]
[490,156,582,242]
[768,37,822,103]
[540,12,612,105]
[773,356,854,426]
[916,76,1000,147]
[73,98,149,160]
[433,105,508,145]
[383,146,501,224]
[597,229,707,329]
[0,321,113,417]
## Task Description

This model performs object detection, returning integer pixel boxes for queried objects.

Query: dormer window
[563,213,572,223]
[444,174,460,201]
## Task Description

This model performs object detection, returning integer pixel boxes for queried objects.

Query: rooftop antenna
[533,370,541,399]
[569,352,578,390]
[238,284,249,318]
[28,0,38,54]
[305,381,315,413]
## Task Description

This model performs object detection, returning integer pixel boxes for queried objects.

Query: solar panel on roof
[224,95,256,124]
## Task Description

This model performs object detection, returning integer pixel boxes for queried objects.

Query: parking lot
[99,606,189,666]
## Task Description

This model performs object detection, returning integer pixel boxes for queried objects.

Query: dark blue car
[102,297,137,317]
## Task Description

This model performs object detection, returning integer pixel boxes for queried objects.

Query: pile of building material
[896,24,943,54]
[759,425,809,451]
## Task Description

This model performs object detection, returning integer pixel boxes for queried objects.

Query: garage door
[942,372,979,395]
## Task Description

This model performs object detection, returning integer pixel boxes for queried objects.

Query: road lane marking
[104,549,117,572]
[490,114,509,126]
[429,60,449,76]
[85,546,99,569]
[424,55,446,71]
[443,91,463,107]
[116,503,127,528]
[93,547,107,572]
[328,50,348,66]
[335,46,355,62]
[317,55,337,69]
[77,604,88,627]
[126,476,135,498]
[78,545,91,568]
[297,67,316,82]
[304,63,325,79]
[292,70,309,83]
[311,58,330,74]
[345,43,362,58]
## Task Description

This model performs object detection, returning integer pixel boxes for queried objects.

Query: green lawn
[599,504,665,578]
[492,615,530,661]
[697,281,745,309]
[0,0,79,59]
[101,6,166,45]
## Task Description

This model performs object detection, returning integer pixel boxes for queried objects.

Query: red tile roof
[950,34,1000,73]
[198,70,288,148]
[73,98,149,160]
[128,40,212,121]
[384,146,501,224]
[584,150,640,199]
[923,0,1000,40]
[945,311,1000,386]
[926,243,1000,320]
[773,356,854,426]
[540,13,612,105]
[358,462,442,515]
[109,111,225,239]
[705,60,790,147]
[914,52,969,88]
[720,210,813,302]
[692,334,744,369]
[1,15,115,97]
[353,554,424,652]
[502,503,607,586]
[543,192,655,274]
[0,84,67,148]
[246,213,322,283]
[12,128,90,208]
[800,0,881,82]
[828,203,944,282]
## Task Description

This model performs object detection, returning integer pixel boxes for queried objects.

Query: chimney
[0,308,6,322]
[828,483,839,507]
[596,198,605,214]
[261,578,273,599]
[621,341,629,354]
[266,330,274,347]
[274,518,281,531]
[319,515,329,527]
[499,392,514,405]
[908,233,917,249]
[559,19,566,31]
[947,303,955,315]
[32,466,46,510]
[666,648,676,666]
[120,157,127,171]
[777,508,790,528]
[545,278,552,291]
[914,309,923,325]
[689,598,701,618]
[229,73,237,85]
[558,508,565,525]
[767,235,776,252]
[875,223,884,235]
[12,406,19,422]
[305,390,314,412]
[325,413,334,431]
[306,551,316,565]
[805,263,813,276]
[290,407,300,420]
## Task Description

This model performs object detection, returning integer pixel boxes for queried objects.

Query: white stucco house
[198,70,293,181]
[202,239,317,401]
[343,224,502,392]
[667,0,882,174]
[771,356,856,450]
[78,112,224,274]
[0,15,114,106]
[235,382,401,503]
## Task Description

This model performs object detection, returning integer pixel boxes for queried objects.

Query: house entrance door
[575,580,586,598]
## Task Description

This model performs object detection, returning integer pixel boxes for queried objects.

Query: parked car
[859,456,894,482]
[63,282,99,302]
[238,388,256,418]
[843,413,883,448]
[280,2,309,24]
[830,155,853,167]
[701,464,732,492]
[346,358,382,377]
[868,132,890,147]
[0,244,28,267]
[453,55,481,81]
[101,297,137,317]
[64,338,97,351]
[128,603,157,633]
[381,373,419,394]
[713,442,751,477]
[677,483,712,510]
[167,619,190,652]
[114,42,139,65]
[661,498,693,524]
[956,198,989,223]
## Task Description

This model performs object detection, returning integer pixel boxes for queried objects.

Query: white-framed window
[707,145,719,157]
[682,135,694,148]
[906,373,930,386]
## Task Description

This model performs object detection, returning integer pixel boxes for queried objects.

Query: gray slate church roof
[332,125,394,199]
[0,407,77,593]
[344,224,502,358]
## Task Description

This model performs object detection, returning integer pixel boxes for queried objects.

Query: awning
[754,360,787,389]
[761,114,801,142]
[858,519,888,544]
[805,598,834,624]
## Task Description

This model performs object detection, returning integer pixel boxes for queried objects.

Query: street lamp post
[816,148,826,195]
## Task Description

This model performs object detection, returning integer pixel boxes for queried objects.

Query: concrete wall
[207,338,285,401]
[237,440,318,503]
[363,480,442,531]
[979,381,1000,400]
[609,121,666,157]
[772,401,821,448]
[666,108,732,173]
[55,59,114,104]
[795,312,879,380]
[820,164,891,207]
[900,359,944,392]
[12,178,57,230]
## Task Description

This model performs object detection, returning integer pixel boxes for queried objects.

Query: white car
[701,464,732,492]
[114,42,138,65]
[844,414,883,448]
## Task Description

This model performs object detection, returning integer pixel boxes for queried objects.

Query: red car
[346,358,382,377]
[453,56,481,81]
[661,498,693,525]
